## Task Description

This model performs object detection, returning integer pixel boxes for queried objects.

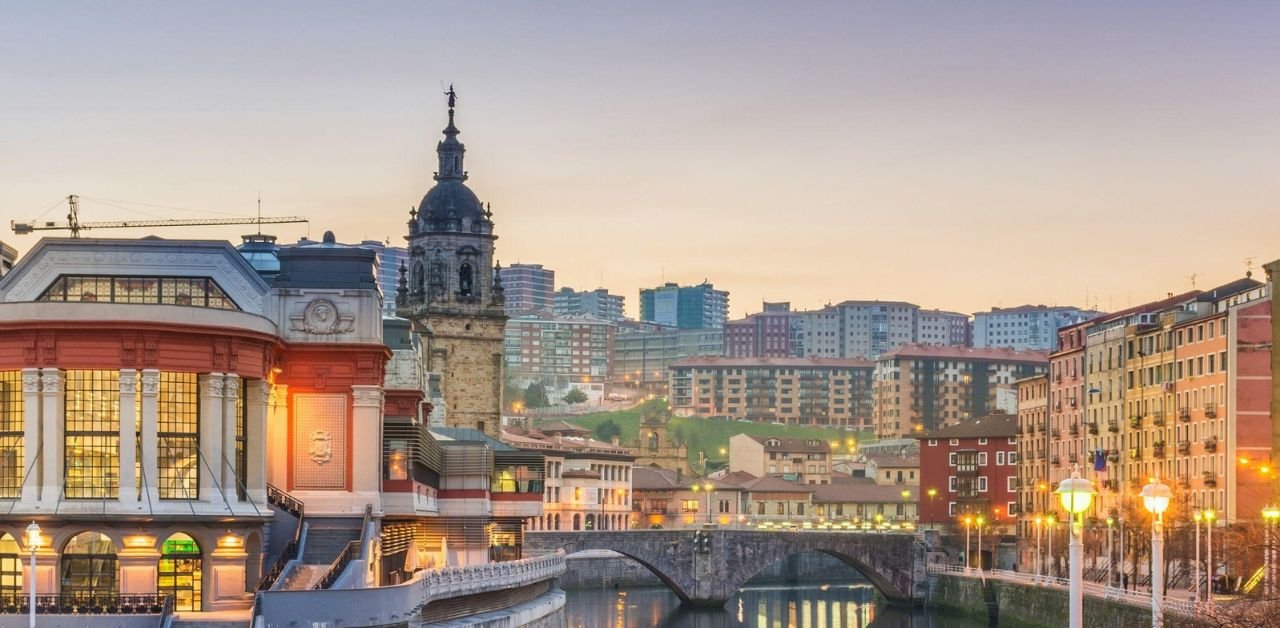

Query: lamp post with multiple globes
[1054,466,1097,628]
[25,521,41,628]
[1141,479,1172,628]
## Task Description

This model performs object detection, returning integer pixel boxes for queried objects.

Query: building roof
[975,304,1090,315]
[862,453,919,468]
[501,428,632,458]
[879,344,1048,364]
[917,413,1017,440]
[812,477,913,503]
[833,299,919,309]
[631,466,745,491]
[534,419,591,436]
[430,427,520,451]
[741,475,815,493]
[671,356,874,369]
[745,435,831,453]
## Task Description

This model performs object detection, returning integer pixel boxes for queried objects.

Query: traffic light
[693,529,711,553]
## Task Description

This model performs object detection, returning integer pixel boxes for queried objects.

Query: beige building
[729,434,832,485]
[669,356,874,428]
[631,467,745,529]
[863,452,920,487]
[503,422,633,533]
[1014,374,1049,543]
[872,345,1048,439]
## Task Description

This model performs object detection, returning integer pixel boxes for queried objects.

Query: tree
[563,388,588,405]
[594,419,621,442]
[524,382,550,408]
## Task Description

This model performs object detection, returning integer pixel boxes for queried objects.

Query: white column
[198,374,225,503]
[221,374,240,501]
[19,369,40,503]
[118,370,138,505]
[267,384,289,488]
[351,385,383,504]
[38,369,64,506]
[245,380,269,503]
[140,370,160,505]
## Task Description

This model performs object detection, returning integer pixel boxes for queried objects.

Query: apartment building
[612,325,722,393]
[918,309,972,347]
[502,310,615,386]
[500,263,555,314]
[729,434,833,485]
[800,300,920,359]
[722,302,803,358]
[918,414,1020,534]
[872,345,1048,439]
[553,286,625,321]
[639,281,729,330]
[1014,374,1049,545]
[973,305,1102,351]
[502,425,634,533]
[670,356,874,428]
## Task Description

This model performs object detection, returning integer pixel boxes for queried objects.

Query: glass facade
[0,534,19,598]
[158,534,202,611]
[0,372,23,498]
[65,370,120,499]
[157,372,199,500]
[39,275,238,310]
[60,532,118,597]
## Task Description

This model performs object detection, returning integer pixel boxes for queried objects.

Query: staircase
[300,517,364,564]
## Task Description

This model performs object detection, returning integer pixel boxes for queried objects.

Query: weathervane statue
[445,83,457,109]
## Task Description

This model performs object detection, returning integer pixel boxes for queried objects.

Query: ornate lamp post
[1105,516,1115,593]
[1141,479,1172,628]
[1033,515,1043,582]
[1262,505,1280,598]
[1204,508,1217,610]
[926,488,938,529]
[1046,514,1056,578]
[1192,510,1202,604]
[976,515,986,572]
[25,521,41,628]
[1055,466,1097,628]
[963,515,973,574]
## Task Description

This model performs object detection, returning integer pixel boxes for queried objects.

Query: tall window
[235,379,247,501]
[0,372,23,498]
[157,373,199,499]
[65,370,120,499]
[38,275,237,310]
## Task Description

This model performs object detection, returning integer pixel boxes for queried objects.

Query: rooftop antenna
[1245,256,1256,279]
[1188,273,1197,289]
[256,191,262,235]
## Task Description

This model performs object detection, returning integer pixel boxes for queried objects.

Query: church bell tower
[396,86,507,436]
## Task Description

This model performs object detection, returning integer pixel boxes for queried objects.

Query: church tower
[397,86,507,436]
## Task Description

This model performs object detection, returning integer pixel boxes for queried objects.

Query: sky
[3,2,1279,318]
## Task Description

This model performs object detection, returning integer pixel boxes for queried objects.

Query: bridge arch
[728,548,905,602]
[562,547,693,602]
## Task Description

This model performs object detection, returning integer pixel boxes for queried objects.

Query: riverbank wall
[928,573,1198,628]
[559,550,856,589]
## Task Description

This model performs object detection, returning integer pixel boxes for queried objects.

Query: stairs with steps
[301,518,363,565]
[276,564,330,591]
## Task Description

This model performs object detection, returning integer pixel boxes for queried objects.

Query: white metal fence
[927,564,1199,616]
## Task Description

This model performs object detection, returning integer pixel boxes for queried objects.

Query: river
[562,580,985,628]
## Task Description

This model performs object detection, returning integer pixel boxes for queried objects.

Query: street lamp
[25,521,41,628]
[1193,510,1203,604]
[1204,508,1217,611]
[691,481,714,525]
[1033,515,1043,582]
[1263,505,1280,598]
[926,488,938,529]
[976,515,986,572]
[1141,479,1172,628]
[1055,467,1097,628]
[1105,516,1115,593]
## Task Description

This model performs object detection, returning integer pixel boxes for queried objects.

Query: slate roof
[917,413,1017,440]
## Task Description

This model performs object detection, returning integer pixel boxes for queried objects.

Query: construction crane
[11,194,308,237]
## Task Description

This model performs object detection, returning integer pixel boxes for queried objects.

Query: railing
[159,594,175,628]
[927,565,1198,616]
[312,503,373,590]
[255,485,307,618]
[0,593,171,614]
[267,483,304,518]
[258,539,299,590]
[1203,437,1219,453]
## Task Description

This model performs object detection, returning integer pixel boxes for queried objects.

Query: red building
[917,413,1019,533]
[722,302,798,358]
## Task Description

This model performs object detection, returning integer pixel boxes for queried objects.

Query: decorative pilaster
[267,384,288,488]
[20,369,40,502]
[119,370,138,505]
[140,369,160,504]
[38,369,63,506]
[350,385,384,500]
[245,380,269,503]
[221,374,241,500]
[198,374,225,503]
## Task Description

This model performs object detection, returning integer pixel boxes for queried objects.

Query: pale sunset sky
[3,2,1278,317]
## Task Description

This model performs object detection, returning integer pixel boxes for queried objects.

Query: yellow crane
[11,194,308,238]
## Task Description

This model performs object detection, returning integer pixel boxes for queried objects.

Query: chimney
[555,434,563,445]
[676,468,683,483]
[611,436,620,446]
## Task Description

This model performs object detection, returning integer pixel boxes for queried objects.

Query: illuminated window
[39,275,238,310]
[65,370,120,499]
[0,372,23,498]
[235,379,247,501]
[158,533,202,612]
[157,373,199,500]
[61,532,118,597]
[0,534,19,597]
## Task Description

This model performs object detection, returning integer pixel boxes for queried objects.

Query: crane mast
[11,194,308,237]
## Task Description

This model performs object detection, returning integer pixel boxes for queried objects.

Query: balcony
[1203,472,1218,487]
[1068,423,1079,436]
[1178,476,1190,488]
[1179,408,1191,423]
[1103,479,1119,491]
[1128,447,1143,461]
[1086,421,1099,435]
[1204,437,1218,453]
[1177,440,1191,455]
[1051,428,1061,439]
[1129,415,1142,429]
[1107,450,1120,463]
[1051,455,1061,467]
[1204,405,1218,419]
[1107,419,1119,433]
[1153,442,1166,458]
[1068,453,1079,464]
[1153,416,1166,427]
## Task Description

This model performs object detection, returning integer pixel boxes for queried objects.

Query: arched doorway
[61,532,118,599]
[0,534,20,598]
[158,533,202,611]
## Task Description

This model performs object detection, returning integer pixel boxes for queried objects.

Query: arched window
[61,532,118,598]
[585,514,595,531]
[412,261,424,294]
[647,432,659,450]
[458,263,474,297]
[158,533,202,612]
[428,258,445,297]
[554,513,561,530]
[0,534,19,597]
[572,514,581,531]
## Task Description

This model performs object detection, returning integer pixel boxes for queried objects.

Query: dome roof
[418,179,484,222]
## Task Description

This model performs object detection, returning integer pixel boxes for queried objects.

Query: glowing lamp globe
[1140,480,1172,515]
[25,521,42,550]
[1055,471,1096,514]
[1263,505,1280,522]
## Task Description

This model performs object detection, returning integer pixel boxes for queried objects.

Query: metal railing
[927,564,1199,616]
[255,485,308,618]
[312,503,374,590]
[0,593,171,614]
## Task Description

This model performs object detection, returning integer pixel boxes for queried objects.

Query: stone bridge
[526,530,932,607]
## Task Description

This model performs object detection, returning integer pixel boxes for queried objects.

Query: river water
[563,580,985,628]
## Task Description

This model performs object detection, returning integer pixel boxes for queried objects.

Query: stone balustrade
[256,551,566,627]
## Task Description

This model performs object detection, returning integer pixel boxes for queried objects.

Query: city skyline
[4,2,1279,316]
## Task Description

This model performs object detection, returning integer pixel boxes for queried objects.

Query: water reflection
[564,582,985,628]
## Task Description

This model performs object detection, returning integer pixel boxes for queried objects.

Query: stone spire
[435,84,467,182]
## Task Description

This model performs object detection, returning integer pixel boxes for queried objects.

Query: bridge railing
[928,564,1198,616]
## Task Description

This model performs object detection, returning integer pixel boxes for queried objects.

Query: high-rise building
[357,240,409,312]
[500,264,555,315]
[670,356,874,429]
[639,281,729,329]
[917,309,971,347]
[722,302,801,357]
[554,287,625,321]
[503,310,616,387]
[396,89,507,437]
[800,300,921,359]
[612,325,722,393]
[972,305,1103,351]
[872,345,1048,438]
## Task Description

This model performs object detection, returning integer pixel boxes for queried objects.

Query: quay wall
[559,550,856,589]
[928,574,1202,628]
